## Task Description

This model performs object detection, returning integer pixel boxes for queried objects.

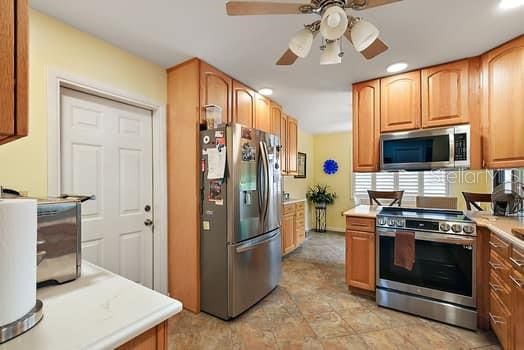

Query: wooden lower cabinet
[511,269,524,350]
[345,216,376,292]
[282,201,306,255]
[118,321,168,350]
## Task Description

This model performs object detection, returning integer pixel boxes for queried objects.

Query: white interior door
[60,88,154,288]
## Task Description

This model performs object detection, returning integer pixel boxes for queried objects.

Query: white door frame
[47,68,168,294]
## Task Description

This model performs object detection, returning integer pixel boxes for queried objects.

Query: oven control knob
[463,225,475,234]
[451,224,462,233]
[440,223,451,232]
[387,218,395,226]
[378,217,387,226]
[396,219,404,227]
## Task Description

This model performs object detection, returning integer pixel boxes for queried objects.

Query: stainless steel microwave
[380,125,470,171]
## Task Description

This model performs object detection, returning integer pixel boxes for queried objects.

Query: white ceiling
[30,0,524,134]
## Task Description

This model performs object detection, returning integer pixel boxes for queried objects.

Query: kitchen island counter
[343,205,382,218]
[0,262,182,350]
[467,211,524,250]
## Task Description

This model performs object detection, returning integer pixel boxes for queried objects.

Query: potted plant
[306,184,337,209]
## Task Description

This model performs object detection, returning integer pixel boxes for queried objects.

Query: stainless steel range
[376,207,477,330]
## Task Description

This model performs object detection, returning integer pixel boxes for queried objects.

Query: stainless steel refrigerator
[200,124,282,320]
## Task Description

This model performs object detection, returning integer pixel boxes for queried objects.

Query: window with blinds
[353,171,449,204]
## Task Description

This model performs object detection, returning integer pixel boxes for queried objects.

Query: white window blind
[353,171,449,205]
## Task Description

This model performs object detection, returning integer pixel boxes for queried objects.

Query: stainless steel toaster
[37,197,83,286]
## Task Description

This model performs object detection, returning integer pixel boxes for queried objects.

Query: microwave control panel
[454,133,468,161]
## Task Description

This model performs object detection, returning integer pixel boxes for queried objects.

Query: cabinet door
[352,80,380,172]
[422,59,470,128]
[512,270,524,350]
[280,114,288,175]
[482,36,524,169]
[295,202,305,245]
[346,231,375,291]
[287,117,298,175]
[0,0,27,145]
[270,102,282,136]
[200,62,232,124]
[282,213,296,254]
[232,80,255,128]
[380,71,421,132]
[255,93,271,132]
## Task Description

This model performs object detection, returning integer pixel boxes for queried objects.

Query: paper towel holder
[0,300,43,343]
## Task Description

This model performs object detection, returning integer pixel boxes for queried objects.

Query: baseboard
[306,227,345,233]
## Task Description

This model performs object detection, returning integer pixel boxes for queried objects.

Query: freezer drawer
[228,229,281,318]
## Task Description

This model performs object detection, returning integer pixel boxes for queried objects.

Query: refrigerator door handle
[256,142,264,216]
[235,230,279,253]
[260,141,270,224]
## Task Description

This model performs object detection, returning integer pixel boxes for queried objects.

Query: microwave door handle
[449,131,455,166]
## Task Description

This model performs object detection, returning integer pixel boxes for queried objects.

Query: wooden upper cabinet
[380,71,421,132]
[200,62,232,124]
[270,102,282,136]
[255,93,271,133]
[287,116,298,175]
[422,59,471,128]
[280,114,288,174]
[352,80,380,172]
[0,0,28,145]
[481,35,524,169]
[232,80,255,128]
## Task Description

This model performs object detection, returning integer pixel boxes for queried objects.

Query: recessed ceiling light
[259,88,273,96]
[387,62,408,73]
[499,0,524,9]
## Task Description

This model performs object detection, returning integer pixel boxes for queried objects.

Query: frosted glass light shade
[351,20,379,52]
[320,41,341,65]
[320,6,349,41]
[289,28,314,58]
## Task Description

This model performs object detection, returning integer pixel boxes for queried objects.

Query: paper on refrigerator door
[207,146,226,180]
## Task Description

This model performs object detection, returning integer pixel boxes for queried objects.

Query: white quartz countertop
[1,262,182,350]
[343,205,382,218]
[283,198,306,205]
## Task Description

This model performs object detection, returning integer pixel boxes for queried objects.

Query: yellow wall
[283,129,315,230]
[449,170,492,210]
[0,10,167,197]
[312,132,353,232]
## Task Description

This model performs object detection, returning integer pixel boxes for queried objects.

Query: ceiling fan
[225,0,401,65]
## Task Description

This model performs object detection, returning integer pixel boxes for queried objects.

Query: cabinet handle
[509,257,524,268]
[510,275,524,289]
[351,223,369,227]
[489,241,507,249]
[489,313,505,325]
[488,261,504,270]
[489,282,504,292]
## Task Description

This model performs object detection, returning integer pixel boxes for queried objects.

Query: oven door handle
[377,229,476,245]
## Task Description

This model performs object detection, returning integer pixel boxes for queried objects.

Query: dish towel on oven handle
[394,231,416,271]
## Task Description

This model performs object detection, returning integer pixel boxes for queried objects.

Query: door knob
[144,219,154,227]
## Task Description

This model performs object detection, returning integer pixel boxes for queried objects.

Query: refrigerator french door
[200,124,282,320]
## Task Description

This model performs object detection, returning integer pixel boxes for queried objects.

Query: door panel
[200,62,232,124]
[346,231,375,291]
[280,114,288,174]
[61,88,154,287]
[287,117,298,175]
[353,80,380,172]
[229,230,281,317]
[0,0,15,138]
[232,80,255,128]
[255,93,271,133]
[381,71,421,132]
[482,36,524,168]
[422,60,470,128]
[270,102,282,136]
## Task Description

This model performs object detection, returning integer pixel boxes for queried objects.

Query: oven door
[380,127,455,171]
[377,228,476,308]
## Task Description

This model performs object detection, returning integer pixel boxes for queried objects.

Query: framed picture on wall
[295,152,307,179]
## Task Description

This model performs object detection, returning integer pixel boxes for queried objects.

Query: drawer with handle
[489,290,510,350]
[283,203,296,215]
[510,245,524,274]
[509,270,524,290]
[489,233,510,259]
[489,269,511,309]
[489,250,511,281]
[346,216,375,233]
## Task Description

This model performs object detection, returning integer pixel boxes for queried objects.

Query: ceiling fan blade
[360,38,388,59]
[350,0,402,10]
[226,1,306,16]
[276,49,299,65]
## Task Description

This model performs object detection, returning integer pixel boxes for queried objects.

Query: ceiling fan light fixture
[320,40,342,65]
[350,19,380,52]
[289,28,314,58]
[320,6,349,40]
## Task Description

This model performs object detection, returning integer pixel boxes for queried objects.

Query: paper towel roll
[0,199,37,326]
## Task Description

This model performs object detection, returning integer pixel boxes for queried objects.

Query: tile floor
[168,231,500,349]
